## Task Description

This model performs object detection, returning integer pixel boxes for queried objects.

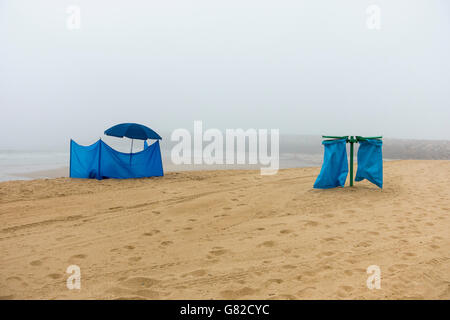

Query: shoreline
[7,158,406,182]
[7,164,318,181]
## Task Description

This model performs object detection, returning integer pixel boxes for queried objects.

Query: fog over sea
[1,135,449,182]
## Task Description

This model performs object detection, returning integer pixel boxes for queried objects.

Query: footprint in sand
[345,258,358,265]
[134,289,160,299]
[120,277,159,289]
[124,245,135,250]
[6,276,27,288]
[339,285,353,292]
[6,276,22,282]
[265,279,283,286]
[258,241,276,248]
[279,229,293,234]
[318,251,335,257]
[304,220,319,227]
[109,206,124,211]
[209,249,228,256]
[183,269,207,277]
[402,252,417,259]
[160,241,173,246]
[344,270,353,276]
[143,230,160,236]
[354,241,372,248]
[30,260,42,266]
[388,264,408,272]
[47,273,63,279]
[296,286,316,297]
[336,285,354,298]
[221,287,259,299]
[322,237,340,242]
[128,257,142,263]
[71,254,87,259]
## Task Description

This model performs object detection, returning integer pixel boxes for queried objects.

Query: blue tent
[70,123,164,179]
[70,139,163,179]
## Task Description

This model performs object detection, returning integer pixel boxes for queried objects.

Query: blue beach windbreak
[355,139,383,188]
[314,139,348,189]
[70,139,163,179]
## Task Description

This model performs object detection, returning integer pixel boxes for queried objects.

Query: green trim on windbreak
[356,136,383,141]
[322,135,348,140]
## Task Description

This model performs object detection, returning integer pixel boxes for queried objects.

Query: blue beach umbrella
[104,123,162,163]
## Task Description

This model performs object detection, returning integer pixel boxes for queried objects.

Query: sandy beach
[0,160,448,300]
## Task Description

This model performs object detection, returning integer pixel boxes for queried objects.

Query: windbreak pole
[130,138,134,165]
[347,136,357,187]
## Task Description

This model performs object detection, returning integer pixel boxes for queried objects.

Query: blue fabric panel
[314,139,348,189]
[355,139,383,188]
[70,139,163,179]
[70,140,101,179]
[99,140,163,179]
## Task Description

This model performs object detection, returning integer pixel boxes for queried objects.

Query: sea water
[0,136,324,181]
[0,150,70,181]
[0,148,322,182]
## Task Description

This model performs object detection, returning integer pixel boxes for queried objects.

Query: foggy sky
[1,0,449,150]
